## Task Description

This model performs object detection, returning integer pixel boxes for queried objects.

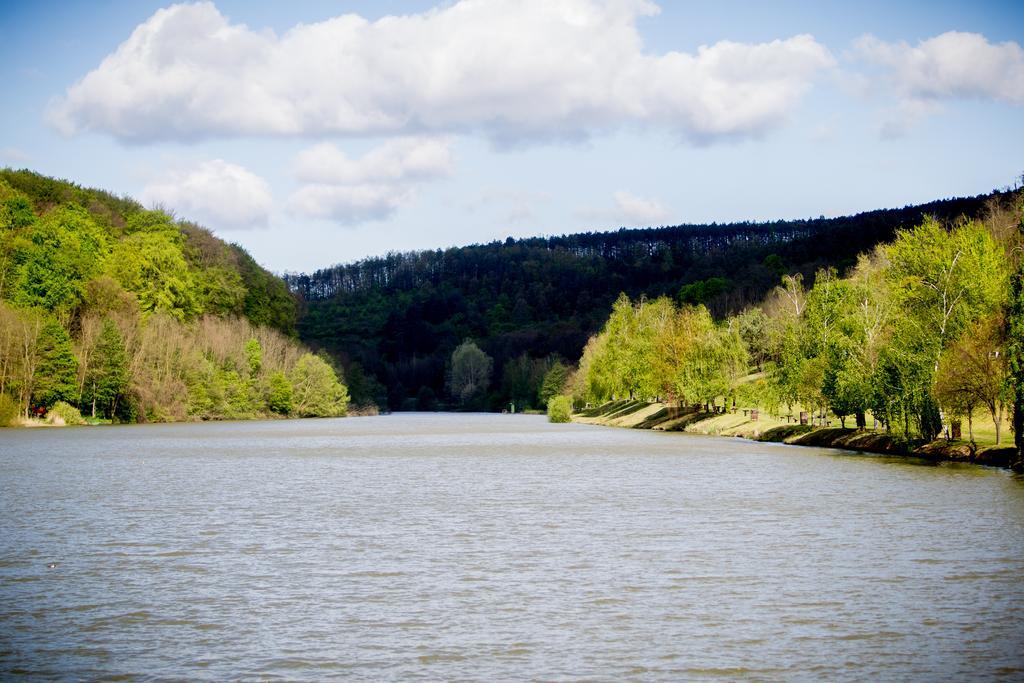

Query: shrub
[547,395,573,423]
[0,394,18,427]
[47,400,87,426]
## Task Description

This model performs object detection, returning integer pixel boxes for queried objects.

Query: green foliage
[547,395,573,423]
[48,400,86,426]
[0,393,17,426]
[885,218,1008,360]
[10,205,108,313]
[573,200,1020,444]
[267,371,293,415]
[678,277,731,306]
[579,295,747,408]
[290,190,998,410]
[344,362,388,410]
[83,319,129,419]
[501,353,554,410]
[107,231,200,319]
[32,318,79,407]
[1010,262,1024,462]
[245,338,262,377]
[447,340,493,407]
[539,361,570,407]
[290,353,349,417]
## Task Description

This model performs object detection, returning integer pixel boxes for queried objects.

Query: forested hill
[0,169,296,334]
[0,169,349,425]
[286,191,1004,411]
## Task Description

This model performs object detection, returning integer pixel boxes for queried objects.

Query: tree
[107,231,200,320]
[84,319,129,419]
[823,347,870,429]
[539,361,570,407]
[245,338,262,378]
[735,307,771,371]
[935,316,1009,444]
[659,304,746,409]
[10,205,108,315]
[1010,262,1024,466]
[290,353,349,417]
[447,340,493,407]
[885,218,1008,368]
[266,371,293,414]
[32,318,79,408]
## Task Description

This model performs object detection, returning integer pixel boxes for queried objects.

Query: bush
[547,395,573,423]
[47,400,87,426]
[0,394,18,427]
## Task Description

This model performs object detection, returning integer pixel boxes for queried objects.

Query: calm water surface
[2,414,1023,680]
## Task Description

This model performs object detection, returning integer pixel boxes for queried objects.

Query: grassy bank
[574,400,1017,469]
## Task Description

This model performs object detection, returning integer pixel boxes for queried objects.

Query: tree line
[561,191,1024,462]
[0,169,348,425]
[286,189,1005,411]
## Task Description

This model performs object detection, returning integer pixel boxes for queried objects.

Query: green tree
[885,218,1008,367]
[267,370,294,415]
[245,338,262,378]
[1009,262,1024,466]
[32,318,79,408]
[107,231,199,320]
[10,205,108,314]
[935,316,1009,444]
[447,340,493,407]
[84,319,129,418]
[290,353,349,417]
[539,361,570,407]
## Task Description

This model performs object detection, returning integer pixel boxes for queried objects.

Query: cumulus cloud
[49,0,834,144]
[294,137,454,185]
[854,31,1024,135]
[577,190,670,227]
[855,31,1024,105]
[288,137,453,224]
[141,159,273,229]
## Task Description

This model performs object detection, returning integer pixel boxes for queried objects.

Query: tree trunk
[992,404,1001,445]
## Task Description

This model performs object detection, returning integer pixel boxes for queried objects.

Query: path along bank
[574,400,1018,470]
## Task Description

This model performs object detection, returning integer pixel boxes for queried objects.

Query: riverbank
[574,400,1019,469]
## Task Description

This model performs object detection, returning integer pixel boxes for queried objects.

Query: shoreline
[573,400,1019,470]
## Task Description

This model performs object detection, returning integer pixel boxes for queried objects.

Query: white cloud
[141,159,273,229]
[855,31,1024,105]
[49,0,834,144]
[577,190,670,226]
[294,138,454,185]
[288,137,453,224]
[288,184,410,224]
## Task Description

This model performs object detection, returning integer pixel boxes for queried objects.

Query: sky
[1,0,1023,274]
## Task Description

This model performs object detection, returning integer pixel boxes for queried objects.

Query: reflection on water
[2,414,1023,680]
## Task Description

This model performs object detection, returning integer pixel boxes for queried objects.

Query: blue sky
[2,0,1022,273]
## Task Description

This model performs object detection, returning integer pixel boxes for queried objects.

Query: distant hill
[286,191,1004,410]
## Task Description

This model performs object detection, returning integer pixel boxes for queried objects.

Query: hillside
[286,191,1004,411]
[0,169,349,425]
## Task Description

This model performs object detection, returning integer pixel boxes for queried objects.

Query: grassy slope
[574,400,1016,468]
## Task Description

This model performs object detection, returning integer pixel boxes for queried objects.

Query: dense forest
[561,191,1024,463]
[286,191,1006,411]
[0,169,349,426]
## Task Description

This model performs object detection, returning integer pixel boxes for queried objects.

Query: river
[1,414,1023,680]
